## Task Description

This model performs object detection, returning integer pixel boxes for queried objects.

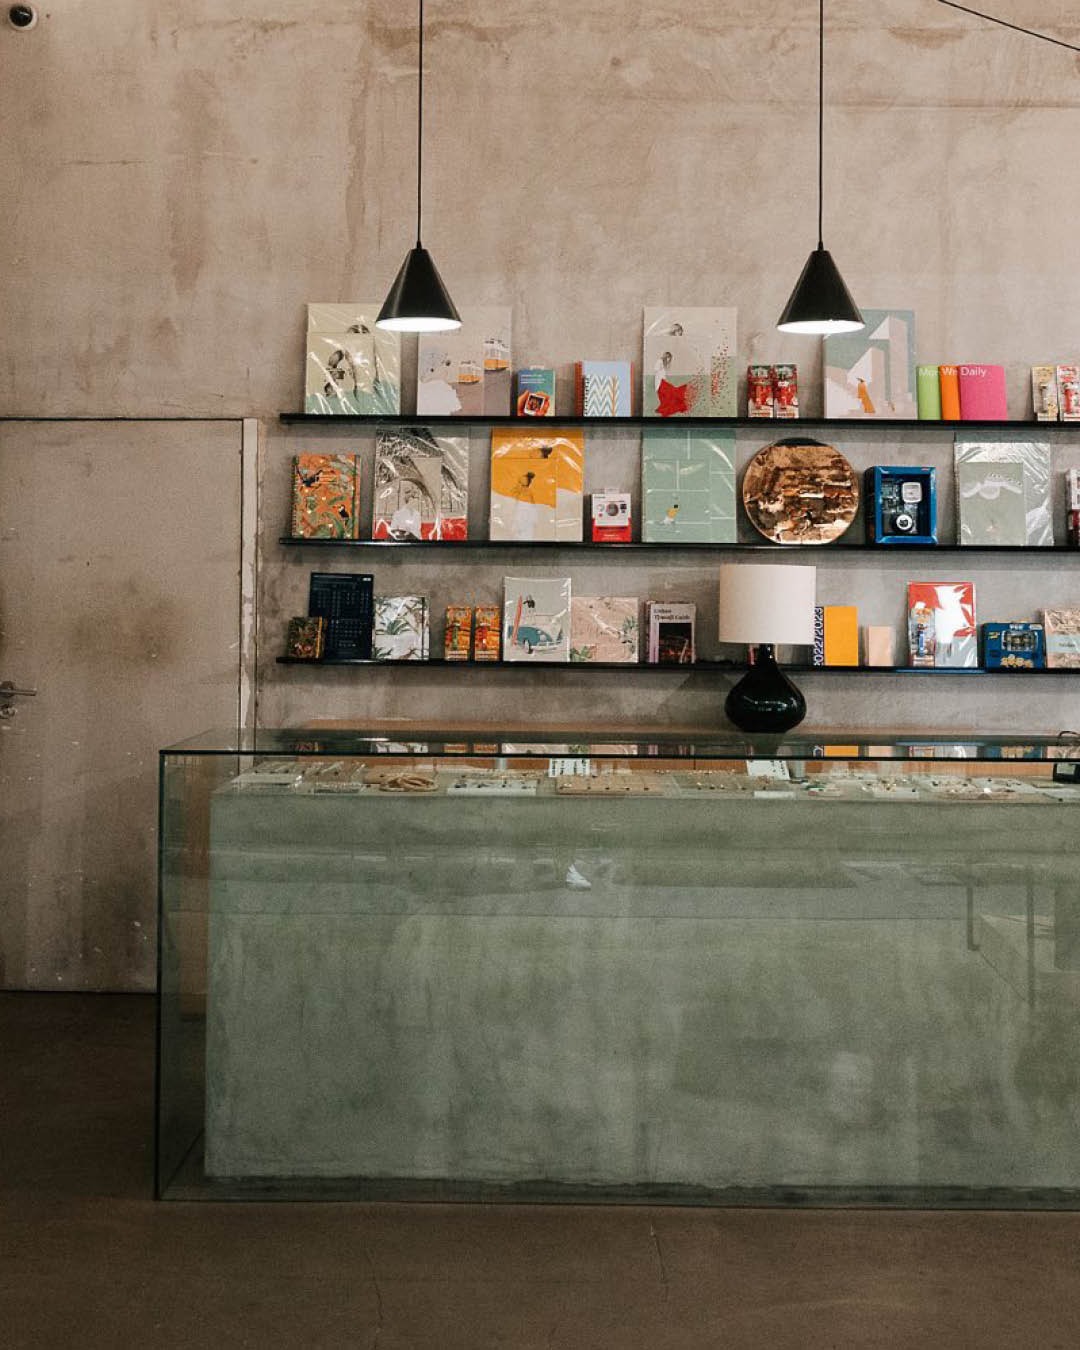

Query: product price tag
[548,758,592,778]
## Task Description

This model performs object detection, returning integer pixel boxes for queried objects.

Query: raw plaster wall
[3,1,1080,738]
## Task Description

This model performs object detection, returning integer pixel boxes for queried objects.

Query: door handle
[0,682,37,698]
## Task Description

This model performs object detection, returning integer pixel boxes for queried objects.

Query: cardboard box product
[473,605,501,661]
[516,368,556,417]
[865,626,895,668]
[1032,365,1060,421]
[772,364,799,419]
[747,365,774,418]
[981,622,1046,670]
[591,491,632,543]
[444,606,473,661]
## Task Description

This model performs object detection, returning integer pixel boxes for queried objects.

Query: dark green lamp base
[725,645,807,733]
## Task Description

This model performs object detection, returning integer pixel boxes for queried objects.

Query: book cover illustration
[1043,609,1080,668]
[642,307,737,417]
[742,441,858,544]
[641,428,736,543]
[575,361,633,416]
[591,491,632,543]
[647,601,696,664]
[823,309,917,419]
[953,439,1053,546]
[473,604,501,661]
[417,307,512,416]
[503,576,571,662]
[917,365,942,420]
[516,368,556,417]
[570,596,639,663]
[285,616,326,660]
[907,582,977,668]
[304,303,401,415]
[489,431,585,541]
[444,605,473,660]
[373,596,429,661]
[290,454,361,538]
[373,428,469,541]
[958,365,1007,420]
[773,364,799,419]
[1032,366,1060,421]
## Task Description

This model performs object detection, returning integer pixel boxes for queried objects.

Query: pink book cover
[958,365,1007,420]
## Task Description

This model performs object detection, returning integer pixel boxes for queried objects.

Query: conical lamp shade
[777,245,864,336]
[376,246,461,333]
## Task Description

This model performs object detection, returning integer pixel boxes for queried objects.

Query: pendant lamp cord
[416,0,424,247]
[817,0,824,249]
[936,0,1080,53]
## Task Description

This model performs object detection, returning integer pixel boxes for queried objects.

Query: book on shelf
[939,365,961,421]
[574,361,633,417]
[291,454,361,538]
[958,365,1007,420]
[907,582,977,668]
[643,307,737,417]
[373,596,429,661]
[372,428,469,541]
[516,368,556,417]
[641,428,736,543]
[284,616,326,660]
[954,439,1053,546]
[1043,609,1080,668]
[304,303,401,415]
[308,572,374,660]
[416,306,512,416]
[489,430,585,541]
[503,577,571,662]
[647,602,695,664]
[916,365,942,420]
[823,310,917,419]
[570,597,639,663]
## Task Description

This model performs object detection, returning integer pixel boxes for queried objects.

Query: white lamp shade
[717,563,817,646]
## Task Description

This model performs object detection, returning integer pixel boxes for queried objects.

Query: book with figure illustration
[416,307,512,416]
[305,303,401,414]
[502,576,571,663]
[642,307,736,417]
[641,428,736,542]
[489,431,584,541]
[824,309,917,419]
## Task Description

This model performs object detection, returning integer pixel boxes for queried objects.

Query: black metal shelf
[279,412,1079,432]
[276,657,1077,676]
[279,536,1080,556]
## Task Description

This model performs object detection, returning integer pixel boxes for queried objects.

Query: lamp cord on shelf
[817,0,824,248]
[936,1,1080,53]
[416,0,424,247]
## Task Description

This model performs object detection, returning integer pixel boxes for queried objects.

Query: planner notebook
[958,365,1007,420]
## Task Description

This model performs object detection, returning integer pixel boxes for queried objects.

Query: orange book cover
[824,606,859,666]
[939,366,961,421]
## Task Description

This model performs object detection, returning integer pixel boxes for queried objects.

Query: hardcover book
[641,428,736,543]
[285,616,326,660]
[1058,365,1080,422]
[643,307,737,417]
[772,364,799,419]
[748,365,774,418]
[291,454,361,539]
[489,431,585,541]
[958,365,1007,420]
[516,368,556,417]
[373,596,429,661]
[939,365,961,421]
[916,365,942,420]
[570,596,639,663]
[823,606,858,666]
[372,428,469,541]
[575,361,634,416]
[305,303,401,415]
[473,604,501,661]
[823,310,917,419]
[444,605,473,661]
[1043,609,1080,668]
[907,582,977,668]
[503,577,571,662]
[591,491,632,543]
[1032,366,1060,421]
[647,601,696,664]
[417,307,512,416]
[308,572,374,660]
[953,439,1053,546]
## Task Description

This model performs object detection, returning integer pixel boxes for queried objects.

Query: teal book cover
[641,428,736,543]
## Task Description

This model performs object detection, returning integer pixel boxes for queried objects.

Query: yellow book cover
[489,430,585,541]
[824,606,859,666]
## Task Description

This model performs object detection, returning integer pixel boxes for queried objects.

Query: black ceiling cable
[936,0,1080,54]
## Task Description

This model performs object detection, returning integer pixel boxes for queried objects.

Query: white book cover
[643,307,736,417]
[417,306,512,416]
[304,303,400,414]
[824,309,917,419]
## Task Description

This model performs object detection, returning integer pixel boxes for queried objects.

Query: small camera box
[591,491,632,543]
[865,466,937,545]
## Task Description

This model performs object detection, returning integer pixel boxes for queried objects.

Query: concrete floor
[4,995,1080,1349]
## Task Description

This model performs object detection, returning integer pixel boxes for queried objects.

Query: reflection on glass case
[158,729,1080,1205]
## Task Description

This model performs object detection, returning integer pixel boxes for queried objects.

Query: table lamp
[717,563,817,732]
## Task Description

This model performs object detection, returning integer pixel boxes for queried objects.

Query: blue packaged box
[865,466,937,545]
[982,621,1046,669]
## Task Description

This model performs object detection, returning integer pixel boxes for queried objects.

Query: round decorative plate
[742,439,859,544]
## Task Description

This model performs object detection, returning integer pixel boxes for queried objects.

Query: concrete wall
[5,1,1080,737]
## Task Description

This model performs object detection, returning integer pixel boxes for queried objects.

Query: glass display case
[157,727,1080,1205]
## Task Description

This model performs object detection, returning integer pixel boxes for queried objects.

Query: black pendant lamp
[777,0,863,336]
[377,0,461,333]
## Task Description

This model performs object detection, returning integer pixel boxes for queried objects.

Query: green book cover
[917,365,942,420]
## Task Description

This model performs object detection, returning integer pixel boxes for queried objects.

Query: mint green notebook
[917,365,942,420]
